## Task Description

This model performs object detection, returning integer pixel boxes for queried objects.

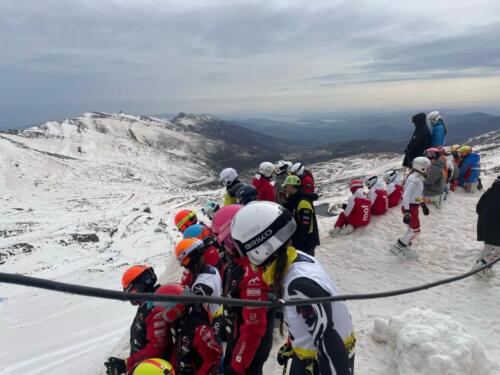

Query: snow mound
[373,308,498,375]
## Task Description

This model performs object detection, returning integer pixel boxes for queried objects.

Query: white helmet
[289,162,304,176]
[219,168,238,186]
[231,201,297,266]
[412,157,431,174]
[275,160,288,175]
[383,170,398,184]
[285,161,293,169]
[259,162,275,178]
[427,111,441,125]
[364,175,378,189]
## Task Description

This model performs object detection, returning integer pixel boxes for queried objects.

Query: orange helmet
[175,238,206,267]
[122,265,157,293]
[174,210,197,232]
[154,283,190,323]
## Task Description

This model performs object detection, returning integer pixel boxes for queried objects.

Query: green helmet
[283,175,301,187]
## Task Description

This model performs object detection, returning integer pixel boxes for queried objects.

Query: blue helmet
[235,184,257,205]
[201,200,220,220]
[183,224,212,242]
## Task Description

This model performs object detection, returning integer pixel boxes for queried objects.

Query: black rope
[0,256,498,307]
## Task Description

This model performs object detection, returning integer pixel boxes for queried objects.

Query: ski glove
[403,210,411,225]
[104,357,126,375]
[277,342,294,366]
[341,203,347,210]
[421,203,430,216]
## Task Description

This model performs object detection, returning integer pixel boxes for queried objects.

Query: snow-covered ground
[1,117,499,374]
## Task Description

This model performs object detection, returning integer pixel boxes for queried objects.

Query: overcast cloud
[1,0,500,128]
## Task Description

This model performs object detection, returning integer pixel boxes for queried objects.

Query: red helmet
[349,179,363,193]
[154,283,190,323]
[174,210,197,232]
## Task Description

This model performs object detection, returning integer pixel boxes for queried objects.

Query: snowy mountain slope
[1,125,499,374]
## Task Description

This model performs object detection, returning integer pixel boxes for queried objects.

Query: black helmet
[235,184,257,205]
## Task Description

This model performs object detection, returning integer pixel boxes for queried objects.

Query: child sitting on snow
[391,157,431,259]
[383,170,403,208]
[365,175,389,215]
[330,179,371,237]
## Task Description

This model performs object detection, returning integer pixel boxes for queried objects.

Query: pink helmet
[212,204,243,254]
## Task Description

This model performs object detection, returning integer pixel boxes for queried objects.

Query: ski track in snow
[1,117,499,374]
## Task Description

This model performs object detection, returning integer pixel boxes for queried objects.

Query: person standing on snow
[289,162,315,194]
[219,167,241,205]
[383,171,403,208]
[231,202,356,375]
[364,175,389,215]
[211,204,274,375]
[330,179,371,237]
[252,162,276,202]
[472,176,500,279]
[234,183,258,205]
[105,266,167,375]
[274,160,292,204]
[391,157,431,259]
[423,147,447,209]
[403,113,431,168]
[283,175,320,256]
[447,145,462,192]
[457,145,481,192]
[427,111,448,147]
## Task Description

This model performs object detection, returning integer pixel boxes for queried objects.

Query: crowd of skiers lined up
[104,110,495,375]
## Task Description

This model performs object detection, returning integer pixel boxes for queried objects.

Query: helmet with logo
[289,162,305,176]
[427,111,442,125]
[364,175,378,189]
[231,201,297,265]
[412,156,431,174]
[235,184,257,205]
[174,210,197,232]
[183,223,213,243]
[275,160,289,175]
[348,179,363,193]
[132,358,175,375]
[383,170,398,184]
[219,168,238,186]
[201,200,220,220]
[175,238,207,267]
[212,204,243,256]
[154,283,190,323]
[259,162,275,178]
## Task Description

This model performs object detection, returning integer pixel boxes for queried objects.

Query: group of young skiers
[104,110,496,375]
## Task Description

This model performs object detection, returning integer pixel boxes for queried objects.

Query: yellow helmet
[457,145,472,156]
[132,358,175,375]
[450,144,461,152]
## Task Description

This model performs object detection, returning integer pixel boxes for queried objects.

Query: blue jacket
[459,153,481,185]
[431,119,446,147]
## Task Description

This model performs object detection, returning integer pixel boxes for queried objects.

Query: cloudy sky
[2,0,500,128]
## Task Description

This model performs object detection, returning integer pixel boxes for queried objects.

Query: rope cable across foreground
[0,256,498,308]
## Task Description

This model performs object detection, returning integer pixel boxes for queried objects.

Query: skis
[472,247,500,279]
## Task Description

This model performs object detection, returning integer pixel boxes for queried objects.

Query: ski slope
[1,119,499,374]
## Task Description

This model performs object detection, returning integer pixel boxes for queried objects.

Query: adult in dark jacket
[283,175,320,256]
[403,113,431,168]
[473,176,500,279]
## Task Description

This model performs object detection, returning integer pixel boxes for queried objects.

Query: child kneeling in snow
[472,176,500,279]
[391,157,431,258]
[383,170,403,208]
[330,179,371,237]
[365,175,389,215]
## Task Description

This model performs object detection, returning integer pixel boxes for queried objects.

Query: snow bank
[373,308,498,375]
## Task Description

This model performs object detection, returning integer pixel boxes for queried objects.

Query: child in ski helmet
[231,201,356,375]
[174,209,198,232]
[130,358,175,375]
[391,157,431,259]
[201,200,220,221]
[330,179,371,237]
[219,167,241,205]
[427,110,447,147]
[423,147,447,208]
[364,174,389,215]
[234,184,258,205]
[211,204,274,375]
[383,170,403,208]
[274,160,292,204]
[105,266,167,375]
[457,145,481,192]
[252,162,276,202]
[289,162,315,194]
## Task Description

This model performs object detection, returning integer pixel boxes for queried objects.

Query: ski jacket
[263,247,355,375]
[284,191,320,253]
[344,188,371,227]
[477,179,500,246]
[403,113,431,168]
[459,153,481,185]
[127,298,170,371]
[274,173,288,204]
[223,257,273,374]
[403,172,425,210]
[368,180,389,215]
[300,171,315,194]
[224,179,241,206]
[180,246,223,289]
[424,157,447,196]
[386,178,403,208]
[431,119,447,147]
[191,265,223,319]
[252,174,276,202]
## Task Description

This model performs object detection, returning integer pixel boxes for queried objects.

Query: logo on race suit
[244,229,273,250]
[247,288,262,297]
